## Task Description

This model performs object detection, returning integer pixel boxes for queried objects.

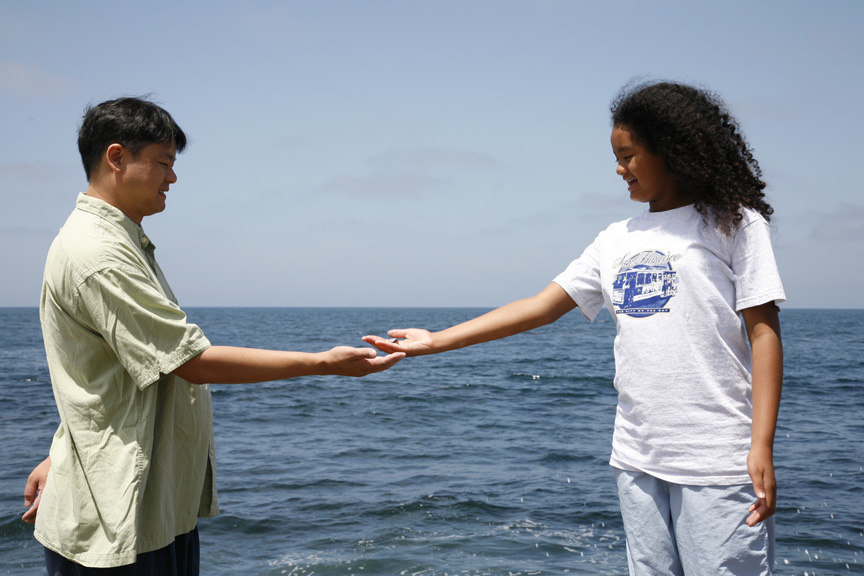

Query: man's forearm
[173,346,325,384]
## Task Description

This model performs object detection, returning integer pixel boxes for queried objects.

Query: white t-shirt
[553,205,785,485]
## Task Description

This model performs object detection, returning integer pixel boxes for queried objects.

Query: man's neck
[85,184,142,225]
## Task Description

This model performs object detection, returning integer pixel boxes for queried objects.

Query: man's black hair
[78,96,187,181]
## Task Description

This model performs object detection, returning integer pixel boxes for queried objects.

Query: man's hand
[320,346,405,376]
[23,456,50,524]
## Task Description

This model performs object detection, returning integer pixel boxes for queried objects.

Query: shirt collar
[75,193,155,251]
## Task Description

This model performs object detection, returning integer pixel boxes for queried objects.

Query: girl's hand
[746,445,777,526]
[362,329,436,356]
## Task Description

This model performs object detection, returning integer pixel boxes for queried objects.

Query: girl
[364,80,784,575]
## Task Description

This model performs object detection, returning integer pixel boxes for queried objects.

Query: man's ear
[105,143,124,173]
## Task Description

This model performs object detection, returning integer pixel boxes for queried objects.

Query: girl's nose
[616,163,626,176]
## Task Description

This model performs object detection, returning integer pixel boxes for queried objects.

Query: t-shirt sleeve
[75,264,211,390]
[732,214,786,311]
[553,233,606,322]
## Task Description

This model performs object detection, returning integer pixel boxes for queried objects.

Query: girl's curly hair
[611,80,772,234]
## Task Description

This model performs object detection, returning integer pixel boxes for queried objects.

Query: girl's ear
[105,143,124,173]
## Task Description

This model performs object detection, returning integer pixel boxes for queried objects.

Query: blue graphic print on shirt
[611,250,679,318]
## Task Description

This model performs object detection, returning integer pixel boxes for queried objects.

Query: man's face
[116,141,177,225]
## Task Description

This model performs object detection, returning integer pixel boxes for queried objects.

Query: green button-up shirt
[35,193,218,568]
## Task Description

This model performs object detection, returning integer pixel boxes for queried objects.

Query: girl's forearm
[432,283,577,352]
[744,304,783,449]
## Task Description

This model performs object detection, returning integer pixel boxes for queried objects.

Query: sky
[1,0,862,309]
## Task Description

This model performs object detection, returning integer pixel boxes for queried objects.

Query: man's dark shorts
[44,527,199,576]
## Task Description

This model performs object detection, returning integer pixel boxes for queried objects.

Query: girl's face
[611,125,689,212]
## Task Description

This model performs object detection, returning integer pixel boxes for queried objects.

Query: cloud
[368,147,497,171]
[316,146,496,198]
[809,202,864,242]
[232,3,310,43]
[0,161,67,184]
[269,136,311,150]
[0,61,72,96]
[317,171,445,197]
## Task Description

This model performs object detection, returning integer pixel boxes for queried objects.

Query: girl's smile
[611,125,690,212]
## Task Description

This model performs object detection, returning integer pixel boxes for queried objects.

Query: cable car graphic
[611,250,678,317]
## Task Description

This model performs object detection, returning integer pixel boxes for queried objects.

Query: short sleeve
[75,264,211,389]
[553,232,606,322]
[731,214,786,311]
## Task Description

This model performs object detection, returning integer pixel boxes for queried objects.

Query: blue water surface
[1,307,862,575]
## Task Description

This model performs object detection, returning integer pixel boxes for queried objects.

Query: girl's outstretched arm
[742,302,783,527]
[362,283,577,356]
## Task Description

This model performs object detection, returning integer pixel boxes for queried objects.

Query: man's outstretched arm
[24,345,403,522]
[173,345,404,384]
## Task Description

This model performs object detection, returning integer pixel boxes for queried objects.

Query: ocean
[0,307,861,575]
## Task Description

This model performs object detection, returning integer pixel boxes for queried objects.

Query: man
[22,97,403,575]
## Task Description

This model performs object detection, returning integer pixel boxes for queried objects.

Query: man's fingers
[358,347,378,359]
[368,352,405,368]
[22,493,41,524]
[24,473,41,506]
